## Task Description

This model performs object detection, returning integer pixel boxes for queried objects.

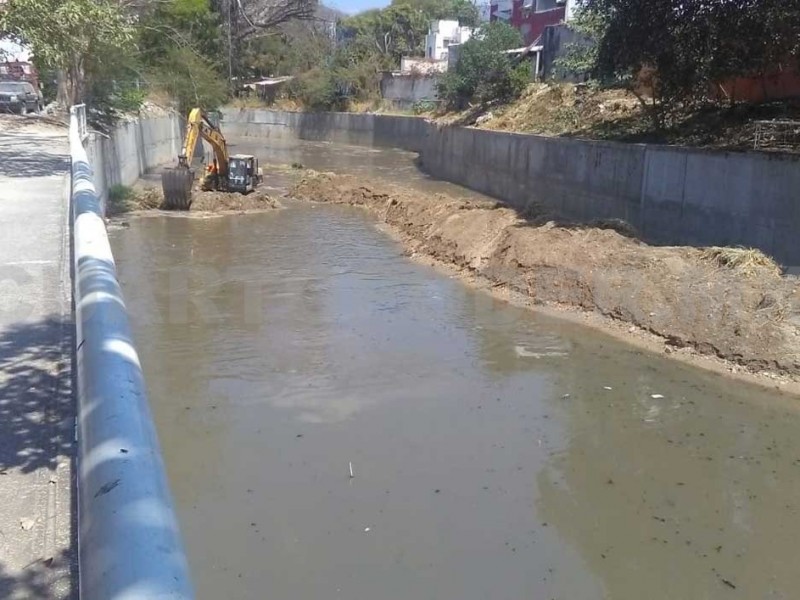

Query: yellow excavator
[161,108,263,209]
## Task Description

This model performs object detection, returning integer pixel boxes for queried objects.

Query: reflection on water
[111,141,800,600]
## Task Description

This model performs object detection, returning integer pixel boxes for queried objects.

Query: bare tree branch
[233,0,318,41]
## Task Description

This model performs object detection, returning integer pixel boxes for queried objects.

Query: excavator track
[161,167,194,210]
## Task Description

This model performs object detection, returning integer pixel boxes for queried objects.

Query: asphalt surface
[0,116,74,599]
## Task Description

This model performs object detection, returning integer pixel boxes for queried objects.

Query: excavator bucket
[161,167,194,210]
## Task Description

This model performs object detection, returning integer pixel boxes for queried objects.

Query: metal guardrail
[73,103,88,140]
[753,119,800,151]
[69,106,194,600]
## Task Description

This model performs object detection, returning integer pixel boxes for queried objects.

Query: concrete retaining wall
[86,114,182,212]
[221,108,800,265]
[222,108,429,152]
[379,73,439,110]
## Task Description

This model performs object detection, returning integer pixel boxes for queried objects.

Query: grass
[107,184,163,215]
[107,184,134,215]
[700,246,782,277]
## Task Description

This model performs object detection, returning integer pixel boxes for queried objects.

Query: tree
[0,0,133,105]
[392,0,480,27]
[438,22,529,109]
[238,17,336,79]
[577,0,800,128]
[553,5,607,80]
[211,0,317,43]
[147,46,229,112]
[135,0,228,112]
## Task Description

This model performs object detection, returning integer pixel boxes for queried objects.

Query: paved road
[0,117,74,599]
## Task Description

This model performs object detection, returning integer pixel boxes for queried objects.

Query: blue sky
[327,0,391,14]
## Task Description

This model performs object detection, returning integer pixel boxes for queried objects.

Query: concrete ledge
[69,107,194,599]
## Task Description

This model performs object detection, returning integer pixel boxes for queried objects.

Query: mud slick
[291,170,800,381]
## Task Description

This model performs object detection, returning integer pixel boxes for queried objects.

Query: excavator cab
[227,155,263,194]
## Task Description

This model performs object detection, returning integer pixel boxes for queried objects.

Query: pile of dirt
[122,185,281,215]
[291,171,800,377]
[189,188,282,212]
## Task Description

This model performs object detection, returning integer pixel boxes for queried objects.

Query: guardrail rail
[69,105,194,600]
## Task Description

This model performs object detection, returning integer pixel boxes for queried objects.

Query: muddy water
[111,140,800,600]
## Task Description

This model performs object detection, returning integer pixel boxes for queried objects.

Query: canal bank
[110,138,800,599]
[221,108,800,266]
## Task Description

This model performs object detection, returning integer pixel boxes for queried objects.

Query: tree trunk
[56,70,70,108]
[631,86,663,132]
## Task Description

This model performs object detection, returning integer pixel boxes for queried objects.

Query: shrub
[288,68,348,111]
[438,22,530,109]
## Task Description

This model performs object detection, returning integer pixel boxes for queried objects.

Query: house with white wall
[0,37,31,62]
[425,20,473,61]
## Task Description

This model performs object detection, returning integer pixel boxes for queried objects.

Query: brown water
[111,140,800,600]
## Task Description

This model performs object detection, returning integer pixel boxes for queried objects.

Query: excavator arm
[178,108,230,174]
[162,108,230,209]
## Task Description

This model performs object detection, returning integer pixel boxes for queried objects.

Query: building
[477,1,493,23]
[490,0,577,46]
[0,37,31,62]
[490,0,513,22]
[400,57,448,75]
[425,20,473,61]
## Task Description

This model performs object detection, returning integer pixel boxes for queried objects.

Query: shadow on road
[0,315,76,599]
[0,134,70,179]
[0,316,74,473]
[0,549,74,600]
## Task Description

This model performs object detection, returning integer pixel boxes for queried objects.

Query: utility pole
[227,0,234,90]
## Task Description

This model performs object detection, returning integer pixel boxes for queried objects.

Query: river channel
[109,139,800,600]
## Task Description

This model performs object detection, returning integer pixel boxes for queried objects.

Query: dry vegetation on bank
[431,82,800,151]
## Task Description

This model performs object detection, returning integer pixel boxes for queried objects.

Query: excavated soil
[118,185,281,215]
[291,171,800,379]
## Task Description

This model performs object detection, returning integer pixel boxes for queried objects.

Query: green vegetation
[437,22,529,109]
[270,0,481,111]
[136,0,228,113]
[107,184,134,215]
[574,0,800,129]
[0,0,226,114]
[0,0,133,105]
[0,0,314,115]
[0,0,484,114]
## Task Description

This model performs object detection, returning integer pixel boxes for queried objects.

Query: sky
[327,0,391,14]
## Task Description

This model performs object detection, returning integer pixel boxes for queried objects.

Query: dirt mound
[291,171,800,378]
[189,188,282,212]
[123,185,281,214]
